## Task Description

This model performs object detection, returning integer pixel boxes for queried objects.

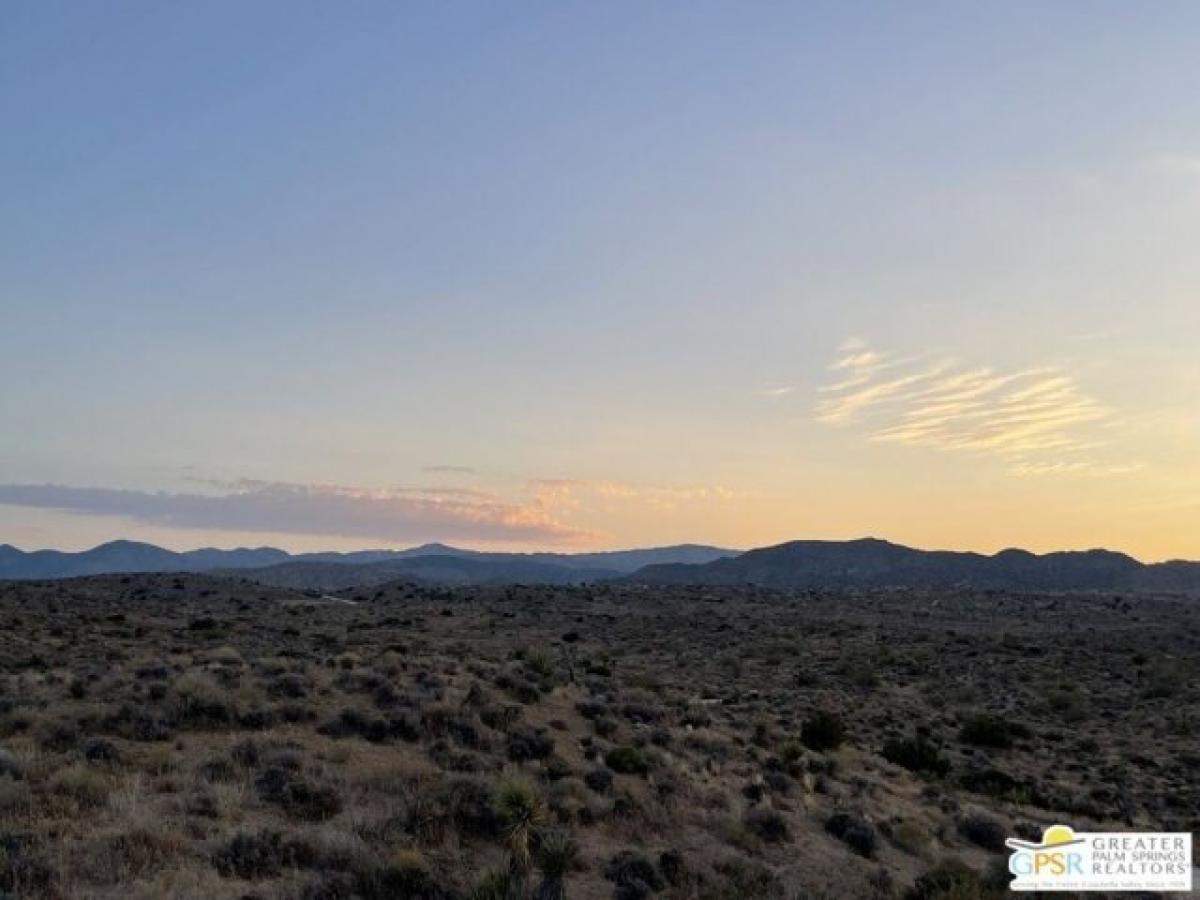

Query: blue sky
[2,3,1198,557]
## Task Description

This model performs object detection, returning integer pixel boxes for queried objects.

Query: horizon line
[3,535,1196,567]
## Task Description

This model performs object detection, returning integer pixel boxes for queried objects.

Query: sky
[1,2,1198,560]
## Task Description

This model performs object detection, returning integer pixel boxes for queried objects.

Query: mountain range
[626,537,1200,593]
[2,536,1199,593]
[0,539,734,584]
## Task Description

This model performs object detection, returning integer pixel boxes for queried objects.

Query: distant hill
[624,538,1200,593]
[0,540,290,580]
[0,540,735,583]
[231,557,613,590]
[230,544,738,589]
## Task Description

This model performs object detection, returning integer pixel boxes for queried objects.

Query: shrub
[958,814,1007,852]
[605,746,650,775]
[318,708,418,743]
[480,704,522,732]
[213,830,319,879]
[497,672,544,705]
[958,767,1028,801]
[302,872,359,899]
[135,663,172,680]
[0,833,54,895]
[210,645,244,667]
[426,740,482,774]
[506,728,555,763]
[106,827,186,880]
[269,673,308,699]
[1045,687,1087,723]
[621,703,661,725]
[1142,659,1186,700]
[36,718,80,753]
[0,748,23,781]
[836,656,880,691]
[470,869,518,900]
[706,858,785,899]
[0,712,32,739]
[883,736,951,778]
[680,708,711,729]
[169,674,237,729]
[319,708,388,742]
[959,714,1030,750]
[604,850,664,891]
[354,849,454,900]
[904,859,993,900]
[405,792,452,846]
[801,711,845,752]
[658,849,685,887]
[825,811,878,858]
[524,650,556,679]
[443,778,503,840]
[575,701,607,720]
[0,777,31,815]
[423,708,482,749]
[543,754,572,782]
[406,778,504,845]
[81,737,120,764]
[890,819,932,854]
[255,767,343,821]
[50,763,110,809]
[584,768,613,794]
[105,704,173,742]
[779,738,805,771]
[744,808,790,843]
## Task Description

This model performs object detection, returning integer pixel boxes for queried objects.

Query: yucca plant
[534,829,578,900]
[494,777,545,875]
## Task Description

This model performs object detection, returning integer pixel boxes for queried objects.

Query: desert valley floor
[0,574,1197,898]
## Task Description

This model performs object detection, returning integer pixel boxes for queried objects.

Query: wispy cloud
[0,481,593,545]
[758,385,796,398]
[422,465,477,475]
[815,341,1139,476]
[0,475,752,546]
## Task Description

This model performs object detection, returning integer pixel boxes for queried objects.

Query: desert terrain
[0,574,1196,898]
